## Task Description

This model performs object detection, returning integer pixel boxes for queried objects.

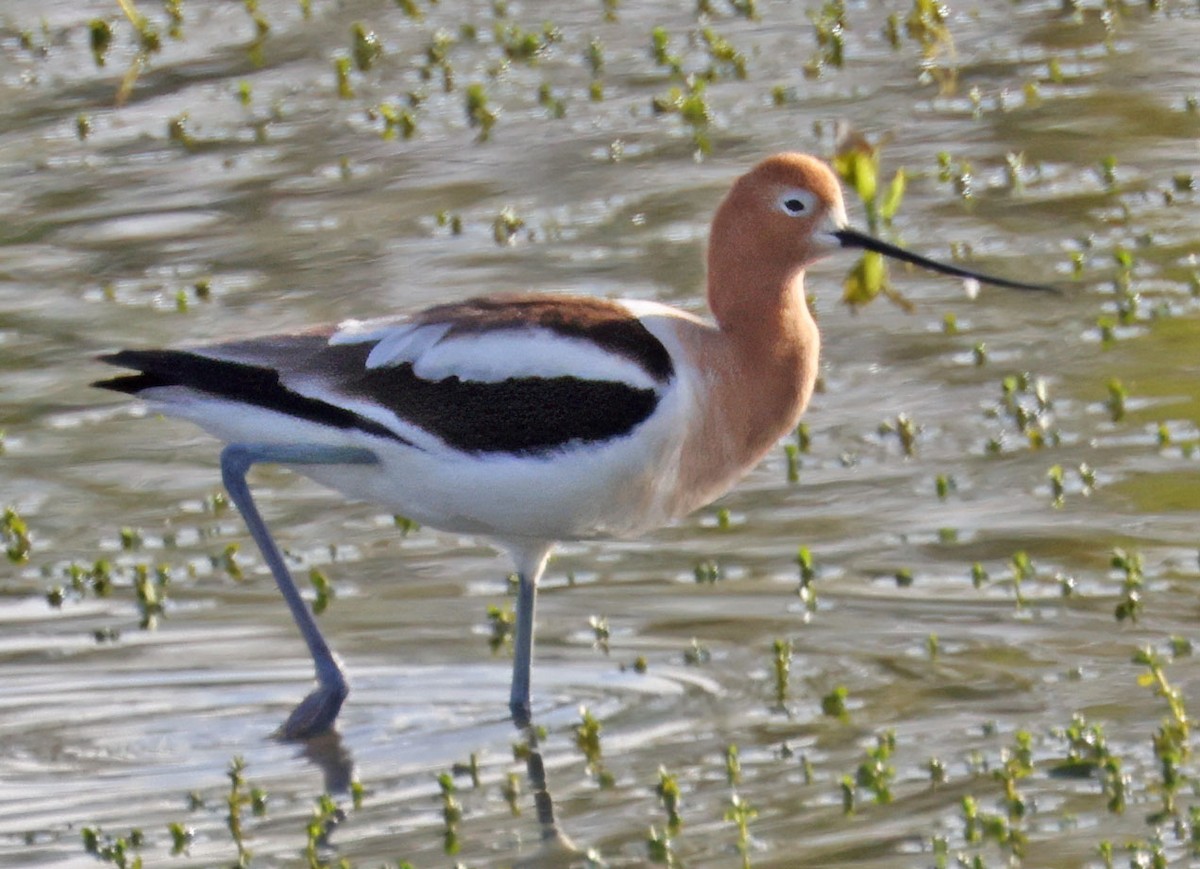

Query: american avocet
[95,153,1055,738]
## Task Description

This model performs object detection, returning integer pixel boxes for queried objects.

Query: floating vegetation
[853,730,897,806]
[2,506,31,563]
[1111,548,1143,623]
[165,113,196,150]
[589,614,610,654]
[693,557,722,583]
[650,26,682,75]
[81,825,144,867]
[651,75,712,155]
[464,82,497,140]
[724,793,756,868]
[308,567,333,615]
[699,27,747,80]
[351,23,383,72]
[334,55,355,98]
[878,413,919,456]
[88,19,113,66]
[486,603,514,652]
[491,205,524,244]
[537,81,566,118]
[834,142,910,308]
[437,772,462,854]
[821,685,849,721]
[904,0,956,92]
[796,545,817,612]
[585,36,604,99]
[495,21,561,64]
[1106,377,1128,422]
[805,0,847,77]
[16,3,1200,867]
[575,707,614,787]
[771,637,791,707]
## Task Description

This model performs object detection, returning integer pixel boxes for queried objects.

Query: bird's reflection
[517,722,571,847]
[292,728,355,795]
[288,715,588,866]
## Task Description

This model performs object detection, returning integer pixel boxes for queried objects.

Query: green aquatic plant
[575,707,614,786]
[334,55,354,98]
[1111,548,1143,623]
[1106,378,1127,422]
[833,144,909,307]
[651,75,712,155]
[772,638,792,707]
[303,793,345,864]
[376,102,417,140]
[491,206,524,244]
[486,602,514,652]
[693,557,722,583]
[650,26,682,75]
[585,36,604,76]
[225,756,266,868]
[656,766,683,835]
[420,29,455,91]
[805,0,846,76]
[351,23,382,72]
[796,545,816,612]
[396,0,423,21]
[309,567,333,615]
[537,81,566,118]
[496,21,560,63]
[1130,644,1190,824]
[451,752,481,788]
[724,793,756,868]
[89,19,113,66]
[465,82,497,139]
[133,563,169,629]
[589,614,610,654]
[904,0,956,92]
[724,743,741,785]
[700,26,746,80]
[879,413,918,456]
[821,685,849,721]
[1009,550,1034,608]
[855,729,896,805]
[783,442,800,482]
[81,825,144,868]
[1047,464,1065,508]
[2,506,31,563]
[437,772,461,855]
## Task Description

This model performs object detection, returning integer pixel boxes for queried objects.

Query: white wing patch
[330,321,658,389]
[410,331,657,388]
[364,323,453,370]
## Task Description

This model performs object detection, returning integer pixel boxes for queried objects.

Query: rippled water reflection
[3,1,1200,866]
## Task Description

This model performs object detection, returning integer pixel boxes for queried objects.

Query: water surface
[2,1,1200,866]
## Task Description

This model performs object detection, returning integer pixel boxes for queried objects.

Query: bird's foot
[274,680,349,741]
[509,697,532,730]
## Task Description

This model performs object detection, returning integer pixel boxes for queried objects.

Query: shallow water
[2,1,1200,867]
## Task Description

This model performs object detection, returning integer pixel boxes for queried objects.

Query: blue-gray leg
[220,443,378,739]
[506,545,552,727]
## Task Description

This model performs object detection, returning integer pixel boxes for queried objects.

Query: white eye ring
[777,189,816,217]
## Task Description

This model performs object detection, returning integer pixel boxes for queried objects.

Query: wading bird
[95,153,1055,738]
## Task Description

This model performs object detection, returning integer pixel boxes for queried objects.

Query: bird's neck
[670,270,819,516]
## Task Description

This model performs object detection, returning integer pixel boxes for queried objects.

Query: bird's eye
[776,190,816,217]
